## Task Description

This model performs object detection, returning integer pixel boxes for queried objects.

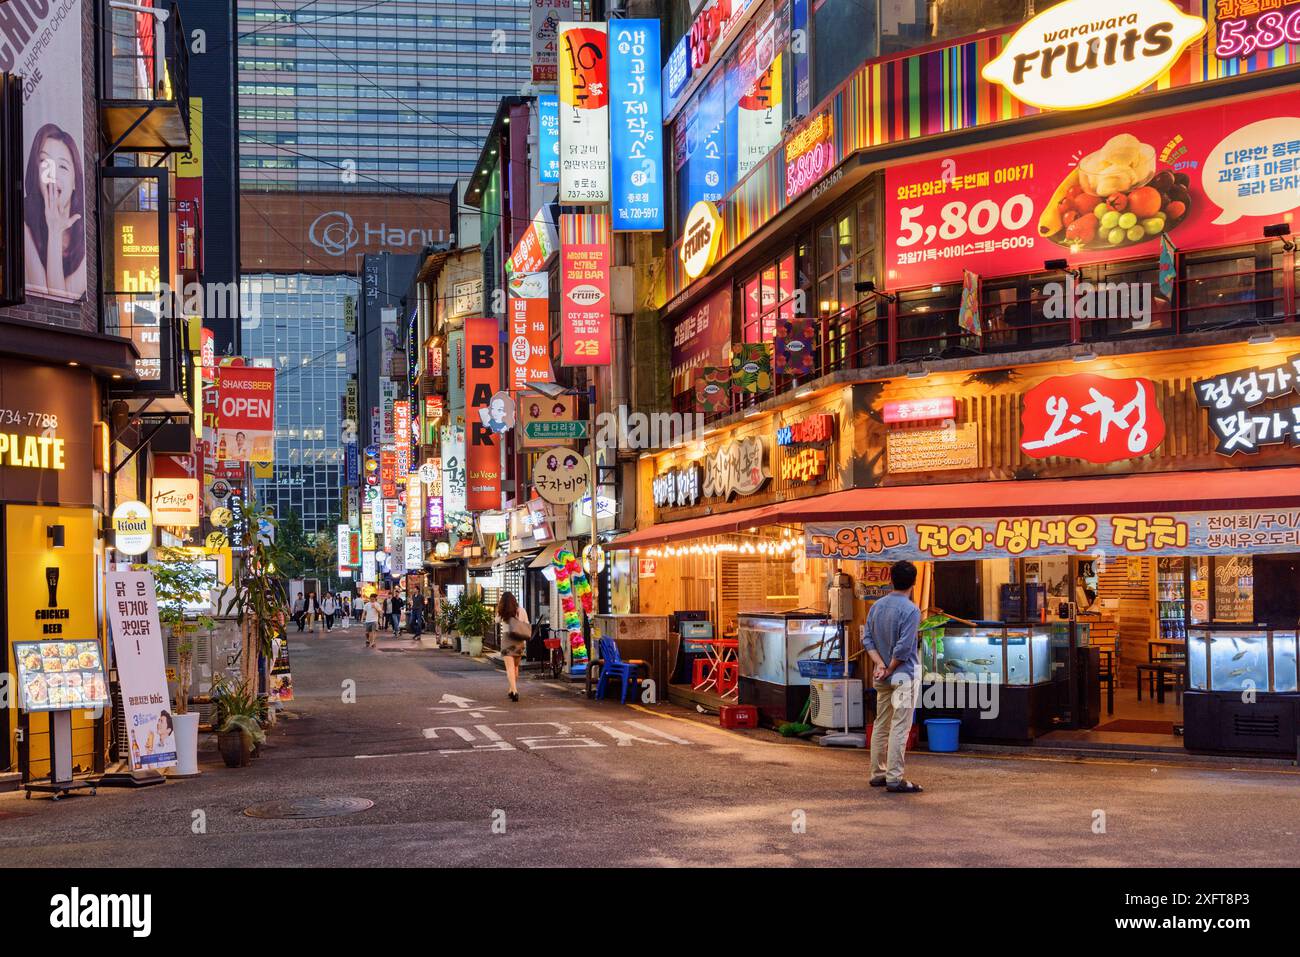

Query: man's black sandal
[886,780,924,793]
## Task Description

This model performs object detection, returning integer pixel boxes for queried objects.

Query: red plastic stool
[692,658,712,689]
[717,661,739,694]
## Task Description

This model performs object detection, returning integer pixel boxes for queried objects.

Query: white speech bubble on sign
[1204,116,1300,225]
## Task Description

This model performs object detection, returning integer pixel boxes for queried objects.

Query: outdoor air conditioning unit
[808,678,865,729]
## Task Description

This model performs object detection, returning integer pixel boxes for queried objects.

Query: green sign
[524,421,588,440]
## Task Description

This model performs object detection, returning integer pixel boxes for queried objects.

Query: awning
[759,467,1300,524]
[528,543,564,568]
[610,502,775,549]
[492,547,540,568]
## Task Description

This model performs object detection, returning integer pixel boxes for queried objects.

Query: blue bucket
[924,718,961,752]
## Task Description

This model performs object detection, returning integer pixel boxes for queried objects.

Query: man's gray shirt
[863,591,921,680]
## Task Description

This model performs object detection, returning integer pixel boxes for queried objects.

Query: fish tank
[1188,626,1299,693]
[921,622,1052,686]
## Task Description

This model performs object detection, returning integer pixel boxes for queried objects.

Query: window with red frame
[741,251,796,343]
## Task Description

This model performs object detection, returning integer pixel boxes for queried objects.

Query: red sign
[883,397,956,423]
[153,454,197,479]
[507,273,556,391]
[785,111,836,202]
[426,338,443,377]
[216,366,275,461]
[505,210,557,275]
[560,216,611,365]
[884,91,1300,289]
[1021,374,1165,464]
[672,285,733,395]
[465,316,503,511]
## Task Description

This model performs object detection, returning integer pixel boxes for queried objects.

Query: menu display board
[14,639,109,712]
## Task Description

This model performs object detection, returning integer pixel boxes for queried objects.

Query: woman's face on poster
[38,136,75,197]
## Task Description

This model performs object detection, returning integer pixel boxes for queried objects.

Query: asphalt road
[3,623,1300,867]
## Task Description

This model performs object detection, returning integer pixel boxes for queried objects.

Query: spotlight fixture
[1262,222,1295,251]
[1045,258,1083,281]
[1073,350,1098,363]
[47,524,65,548]
[1248,330,1277,346]
[854,280,897,304]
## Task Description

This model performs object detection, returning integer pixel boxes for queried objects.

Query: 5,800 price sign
[895,194,1035,248]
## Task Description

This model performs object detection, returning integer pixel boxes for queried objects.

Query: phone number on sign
[0,409,59,429]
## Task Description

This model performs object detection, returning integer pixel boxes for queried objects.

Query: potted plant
[148,549,216,777]
[455,594,493,657]
[440,592,463,650]
[213,677,265,767]
[218,497,288,701]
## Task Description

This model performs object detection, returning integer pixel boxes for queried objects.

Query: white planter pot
[461,634,482,656]
[173,712,201,777]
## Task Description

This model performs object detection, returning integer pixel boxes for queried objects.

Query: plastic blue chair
[595,637,645,704]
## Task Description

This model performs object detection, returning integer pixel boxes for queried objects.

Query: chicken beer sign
[981,0,1207,111]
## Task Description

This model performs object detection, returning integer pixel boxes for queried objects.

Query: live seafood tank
[1187,626,1299,693]
[921,623,1052,685]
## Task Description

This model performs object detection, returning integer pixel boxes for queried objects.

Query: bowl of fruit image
[1038,133,1191,251]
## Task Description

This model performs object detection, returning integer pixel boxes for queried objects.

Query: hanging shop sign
[980,0,1207,111]
[451,278,483,318]
[216,366,275,462]
[404,534,423,570]
[1215,0,1300,59]
[506,207,559,276]
[883,397,957,423]
[112,501,153,556]
[671,285,732,395]
[105,570,176,771]
[425,338,444,379]
[884,90,1300,289]
[695,367,730,415]
[393,401,411,476]
[507,272,558,391]
[1021,374,1165,463]
[530,0,572,82]
[560,213,612,365]
[478,390,517,436]
[151,474,200,528]
[532,447,590,506]
[539,93,561,183]
[785,110,836,203]
[380,449,397,498]
[441,423,470,533]
[558,21,611,203]
[773,316,816,378]
[609,19,664,231]
[679,200,722,281]
[519,393,580,448]
[777,413,835,484]
[465,317,504,511]
[1194,355,1300,455]
[808,507,1300,563]
[337,524,352,576]
[888,422,981,473]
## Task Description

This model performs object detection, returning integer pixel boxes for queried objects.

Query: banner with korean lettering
[560,213,611,365]
[505,206,558,276]
[216,366,275,462]
[507,271,557,391]
[609,20,663,231]
[884,90,1300,289]
[558,22,610,203]
[530,0,572,83]
[393,401,410,477]
[1194,355,1300,455]
[807,509,1300,563]
[106,571,176,771]
[465,317,503,511]
[539,93,560,183]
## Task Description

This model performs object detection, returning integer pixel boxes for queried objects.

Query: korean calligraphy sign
[1194,355,1300,455]
[1021,374,1165,463]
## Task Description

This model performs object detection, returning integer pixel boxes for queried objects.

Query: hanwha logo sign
[308,210,360,256]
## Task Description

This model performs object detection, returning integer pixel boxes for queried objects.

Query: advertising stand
[13,639,110,799]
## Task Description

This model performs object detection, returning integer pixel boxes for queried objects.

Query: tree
[274,509,311,580]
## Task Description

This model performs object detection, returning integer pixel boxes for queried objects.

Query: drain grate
[243,796,374,820]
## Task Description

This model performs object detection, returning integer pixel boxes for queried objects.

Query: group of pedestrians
[291,591,352,633]
[358,585,437,648]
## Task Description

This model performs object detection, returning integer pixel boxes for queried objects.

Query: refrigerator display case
[918,621,1063,742]
[737,612,836,723]
[1185,625,1300,754]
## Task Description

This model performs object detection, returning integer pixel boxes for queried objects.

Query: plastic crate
[797,658,856,679]
[719,705,759,729]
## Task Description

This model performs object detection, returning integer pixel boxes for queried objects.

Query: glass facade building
[241,274,358,534]
[236,0,531,190]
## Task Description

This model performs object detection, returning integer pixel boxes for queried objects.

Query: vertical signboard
[530,0,572,82]
[560,213,612,365]
[440,425,468,531]
[557,22,610,203]
[464,317,503,511]
[106,571,176,771]
[426,456,445,532]
[447,330,466,415]
[507,271,557,391]
[609,20,664,231]
[539,93,561,183]
[337,524,352,577]
[393,400,410,476]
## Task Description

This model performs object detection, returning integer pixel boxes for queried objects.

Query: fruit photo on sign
[1039,134,1192,253]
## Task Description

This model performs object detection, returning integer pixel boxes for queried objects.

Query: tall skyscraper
[236,0,530,191]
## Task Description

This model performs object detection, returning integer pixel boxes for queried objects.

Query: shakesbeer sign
[982,0,1207,110]
[216,366,275,462]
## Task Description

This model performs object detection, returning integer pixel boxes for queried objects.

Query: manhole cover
[243,797,374,820]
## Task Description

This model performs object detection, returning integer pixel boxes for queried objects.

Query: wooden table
[1148,639,1186,662]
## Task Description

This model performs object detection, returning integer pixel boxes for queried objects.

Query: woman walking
[496,592,530,702]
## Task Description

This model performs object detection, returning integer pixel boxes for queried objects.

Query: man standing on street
[862,560,924,794]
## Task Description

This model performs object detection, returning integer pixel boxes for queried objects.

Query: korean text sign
[560,213,612,365]
[1194,354,1300,455]
[558,22,610,203]
[884,90,1300,288]
[1021,374,1165,463]
[216,366,275,462]
[465,317,503,511]
[106,570,176,770]
[507,272,556,391]
[609,20,664,231]
[807,509,1300,563]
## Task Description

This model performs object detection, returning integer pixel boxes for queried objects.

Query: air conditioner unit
[809,678,865,729]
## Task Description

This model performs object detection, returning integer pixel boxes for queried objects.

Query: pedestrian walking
[322,592,337,631]
[409,588,425,639]
[862,560,924,794]
[389,590,405,635]
[379,593,390,632]
[305,592,322,635]
[496,591,530,703]
[292,593,305,632]
[363,593,382,648]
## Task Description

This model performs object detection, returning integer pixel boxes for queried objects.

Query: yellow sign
[205,531,228,550]
[981,0,1206,111]
[177,96,203,177]
[112,501,153,555]
[679,200,723,281]
[210,506,233,528]
[253,459,274,480]
[0,433,66,470]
